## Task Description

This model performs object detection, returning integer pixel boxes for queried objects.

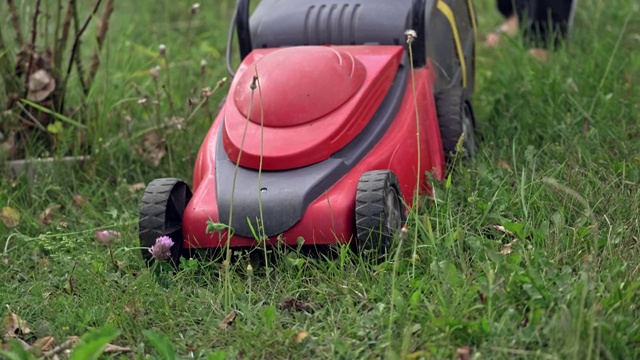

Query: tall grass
[0,0,639,358]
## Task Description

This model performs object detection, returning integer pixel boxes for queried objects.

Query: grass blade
[69,326,120,360]
[143,330,176,360]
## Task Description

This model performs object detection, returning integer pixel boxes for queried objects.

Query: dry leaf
[128,183,146,193]
[124,301,144,318]
[0,206,20,228]
[492,225,518,256]
[219,310,236,330]
[38,204,61,225]
[1,132,22,162]
[65,336,80,344]
[33,336,55,351]
[492,225,515,238]
[135,131,166,167]
[294,331,309,344]
[72,195,86,208]
[104,343,133,353]
[2,310,31,338]
[278,297,318,314]
[42,336,80,358]
[27,69,56,102]
[457,346,472,360]
[477,291,486,304]
[497,159,512,172]
[500,242,514,255]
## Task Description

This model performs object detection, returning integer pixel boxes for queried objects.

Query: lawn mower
[138,0,479,264]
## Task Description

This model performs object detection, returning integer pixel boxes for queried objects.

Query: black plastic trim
[236,0,253,60]
[411,0,427,67]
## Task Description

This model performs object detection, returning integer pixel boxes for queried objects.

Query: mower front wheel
[138,178,192,267]
[354,170,405,260]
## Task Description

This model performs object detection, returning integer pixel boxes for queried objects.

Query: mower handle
[236,0,253,60]
[225,0,252,77]
[225,0,427,76]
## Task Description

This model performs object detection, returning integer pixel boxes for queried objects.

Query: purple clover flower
[149,235,174,261]
[94,230,121,245]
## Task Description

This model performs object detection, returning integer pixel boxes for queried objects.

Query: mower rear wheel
[461,100,478,157]
[436,87,477,159]
[138,178,192,267]
[355,170,405,260]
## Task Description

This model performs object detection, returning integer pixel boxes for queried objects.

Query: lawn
[1,0,639,359]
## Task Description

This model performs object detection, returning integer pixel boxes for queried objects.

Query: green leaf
[20,99,87,129]
[208,350,230,360]
[409,290,422,307]
[143,330,176,360]
[205,220,228,234]
[261,305,277,328]
[47,121,64,134]
[502,221,525,239]
[69,326,120,360]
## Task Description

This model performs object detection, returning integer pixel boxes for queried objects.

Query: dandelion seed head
[149,66,161,79]
[404,29,417,44]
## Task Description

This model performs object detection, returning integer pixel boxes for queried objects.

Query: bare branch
[57,0,75,69]
[60,0,103,111]
[70,0,89,95]
[23,0,42,99]
[86,0,114,88]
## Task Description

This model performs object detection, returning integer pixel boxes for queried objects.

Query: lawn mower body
[139,0,478,261]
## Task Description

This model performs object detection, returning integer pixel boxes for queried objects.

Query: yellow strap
[436,0,467,88]
[466,0,478,43]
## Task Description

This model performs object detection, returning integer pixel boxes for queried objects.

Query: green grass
[1,0,640,358]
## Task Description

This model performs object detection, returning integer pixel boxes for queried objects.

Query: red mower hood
[222,45,404,170]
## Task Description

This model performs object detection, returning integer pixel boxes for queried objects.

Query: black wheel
[436,87,478,159]
[138,178,192,266]
[461,100,478,157]
[354,170,405,260]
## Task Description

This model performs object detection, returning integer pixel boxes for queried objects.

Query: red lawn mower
[138,0,479,264]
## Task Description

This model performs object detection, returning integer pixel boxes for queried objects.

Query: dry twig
[70,0,89,95]
[86,0,114,88]
[42,336,80,358]
[23,0,42,99]
[60,0,104,111]
[55,0,75,71]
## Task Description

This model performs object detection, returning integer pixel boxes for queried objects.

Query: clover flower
[94,230,122,245]
[149,235,174,261]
